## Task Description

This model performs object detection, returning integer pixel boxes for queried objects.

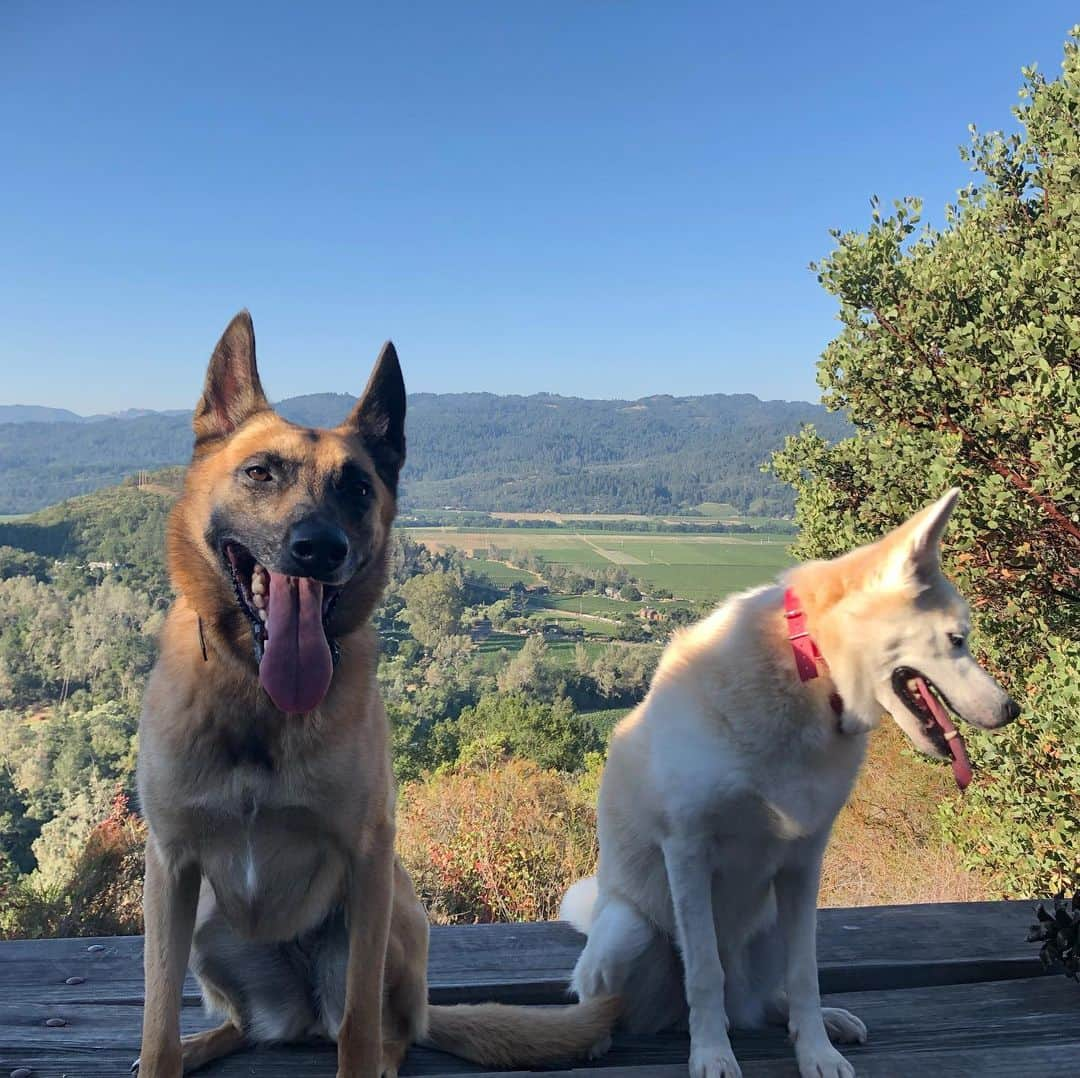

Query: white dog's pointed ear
[880,488,960,590]
[193,311,271,447]
[340,341,406,493]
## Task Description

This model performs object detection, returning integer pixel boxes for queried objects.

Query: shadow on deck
[1,901,1076,1076]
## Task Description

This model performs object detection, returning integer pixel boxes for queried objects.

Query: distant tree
[454,694,602,773]
[496,634,550,695]
[30,776,116,889]
[619,583,642,602]
[400,571,466,649]
[0,547,49,582]
[772,31,1080,896]
[587,644,661,702]
[0,767,39,878]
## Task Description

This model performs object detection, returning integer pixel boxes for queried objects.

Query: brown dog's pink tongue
[259,572,333,714]
[914,676,973,791]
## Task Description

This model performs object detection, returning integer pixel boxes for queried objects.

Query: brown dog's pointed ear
[192,311,271,448]
[340,341,406,492]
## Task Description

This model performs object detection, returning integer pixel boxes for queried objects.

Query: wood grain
[1,901,1072,1077]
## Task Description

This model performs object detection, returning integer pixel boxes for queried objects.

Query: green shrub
[939,642,1080,896]
[772,29,1080,897]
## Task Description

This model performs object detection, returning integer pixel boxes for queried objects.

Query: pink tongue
[914,676,972,791]
[259,572,334,714]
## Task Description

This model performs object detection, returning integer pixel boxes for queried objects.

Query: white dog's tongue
[259,572,333,714]
[913,676,972,791]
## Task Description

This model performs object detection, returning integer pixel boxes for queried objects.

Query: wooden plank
[1,976,1076,1078]
[459,1045,1080,1077]
[0,900,1044,1009]
[815,900,1044,991]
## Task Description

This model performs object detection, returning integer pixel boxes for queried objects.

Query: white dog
[561,491,1018,1078]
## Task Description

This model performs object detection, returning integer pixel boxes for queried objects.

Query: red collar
[784,588,843,718]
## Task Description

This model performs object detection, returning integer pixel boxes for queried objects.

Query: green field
[471,631,610,667]
[407,527,795,602]
[465,556,537,586]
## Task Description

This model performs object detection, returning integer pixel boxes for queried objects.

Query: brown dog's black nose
[288,518,349,579]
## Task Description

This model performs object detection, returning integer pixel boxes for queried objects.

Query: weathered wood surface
[1,901,1076,1077]
[0,900,1045,1007]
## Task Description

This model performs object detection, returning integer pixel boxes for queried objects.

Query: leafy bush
[772,30,1080,897]
[1,790,145,940]
[397,757,598,923]
[448,693,602,774]
[939,642,1080,896]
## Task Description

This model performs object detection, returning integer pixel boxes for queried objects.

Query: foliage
[0,574,160,711]
[1027,893,1080,981]
[0,791,146,940]
[0,485,173,600]
[772,32,1080,897]
[399,570,466,649]
[397,757,598,924]
[495,634,553,694]
[30,776,120,888]
[452,693,602,773]
[0,546,50,582]
[938,642,1080,896]
[0,766,39,880]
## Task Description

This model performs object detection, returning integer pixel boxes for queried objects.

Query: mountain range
[0,392,850,516]
[0,405,188,425]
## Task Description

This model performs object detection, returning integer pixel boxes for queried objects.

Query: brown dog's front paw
[133,1052,182,1078]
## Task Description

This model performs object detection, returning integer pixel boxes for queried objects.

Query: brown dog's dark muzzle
[285,517,349,581]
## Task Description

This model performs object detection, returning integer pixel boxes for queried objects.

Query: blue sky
[1,3,1075,412]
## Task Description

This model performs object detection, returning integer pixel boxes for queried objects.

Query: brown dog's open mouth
[892,667,972,790]
[223,541,341,714]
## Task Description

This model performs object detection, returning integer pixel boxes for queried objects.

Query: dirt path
[576,532,646,565]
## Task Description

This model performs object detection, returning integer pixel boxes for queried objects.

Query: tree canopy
[773,30,1080,895]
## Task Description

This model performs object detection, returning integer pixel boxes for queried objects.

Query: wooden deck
[2,901,1076,1076]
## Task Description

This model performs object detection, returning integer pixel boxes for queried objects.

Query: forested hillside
[0,391,850,515]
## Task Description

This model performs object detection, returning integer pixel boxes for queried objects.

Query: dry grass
[821,722,990,906]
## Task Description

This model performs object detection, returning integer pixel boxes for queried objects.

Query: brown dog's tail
[423,995,619,1068]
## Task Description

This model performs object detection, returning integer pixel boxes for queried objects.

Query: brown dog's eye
[245,465,272,482]
[335,466,372,500]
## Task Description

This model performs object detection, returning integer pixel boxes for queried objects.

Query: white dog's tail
[560,875,599,934]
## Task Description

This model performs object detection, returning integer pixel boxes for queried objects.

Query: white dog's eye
[948,632,966,649]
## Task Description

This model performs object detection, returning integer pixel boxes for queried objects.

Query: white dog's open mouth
[891,668,973,790]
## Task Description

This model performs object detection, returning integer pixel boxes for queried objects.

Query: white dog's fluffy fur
[561,491,1017,1078]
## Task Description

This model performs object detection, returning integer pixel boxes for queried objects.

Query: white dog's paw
[795,1043,856,1078]
[690,1041,743,1078]
[571,959,618,1001]
[822,1006,867,1044]
[588,1032,613,1059]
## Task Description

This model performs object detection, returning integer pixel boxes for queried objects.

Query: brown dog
[135,312,616,1077]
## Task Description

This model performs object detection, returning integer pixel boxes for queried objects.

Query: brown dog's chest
[144,715,372,942]
[194,788,349,941]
